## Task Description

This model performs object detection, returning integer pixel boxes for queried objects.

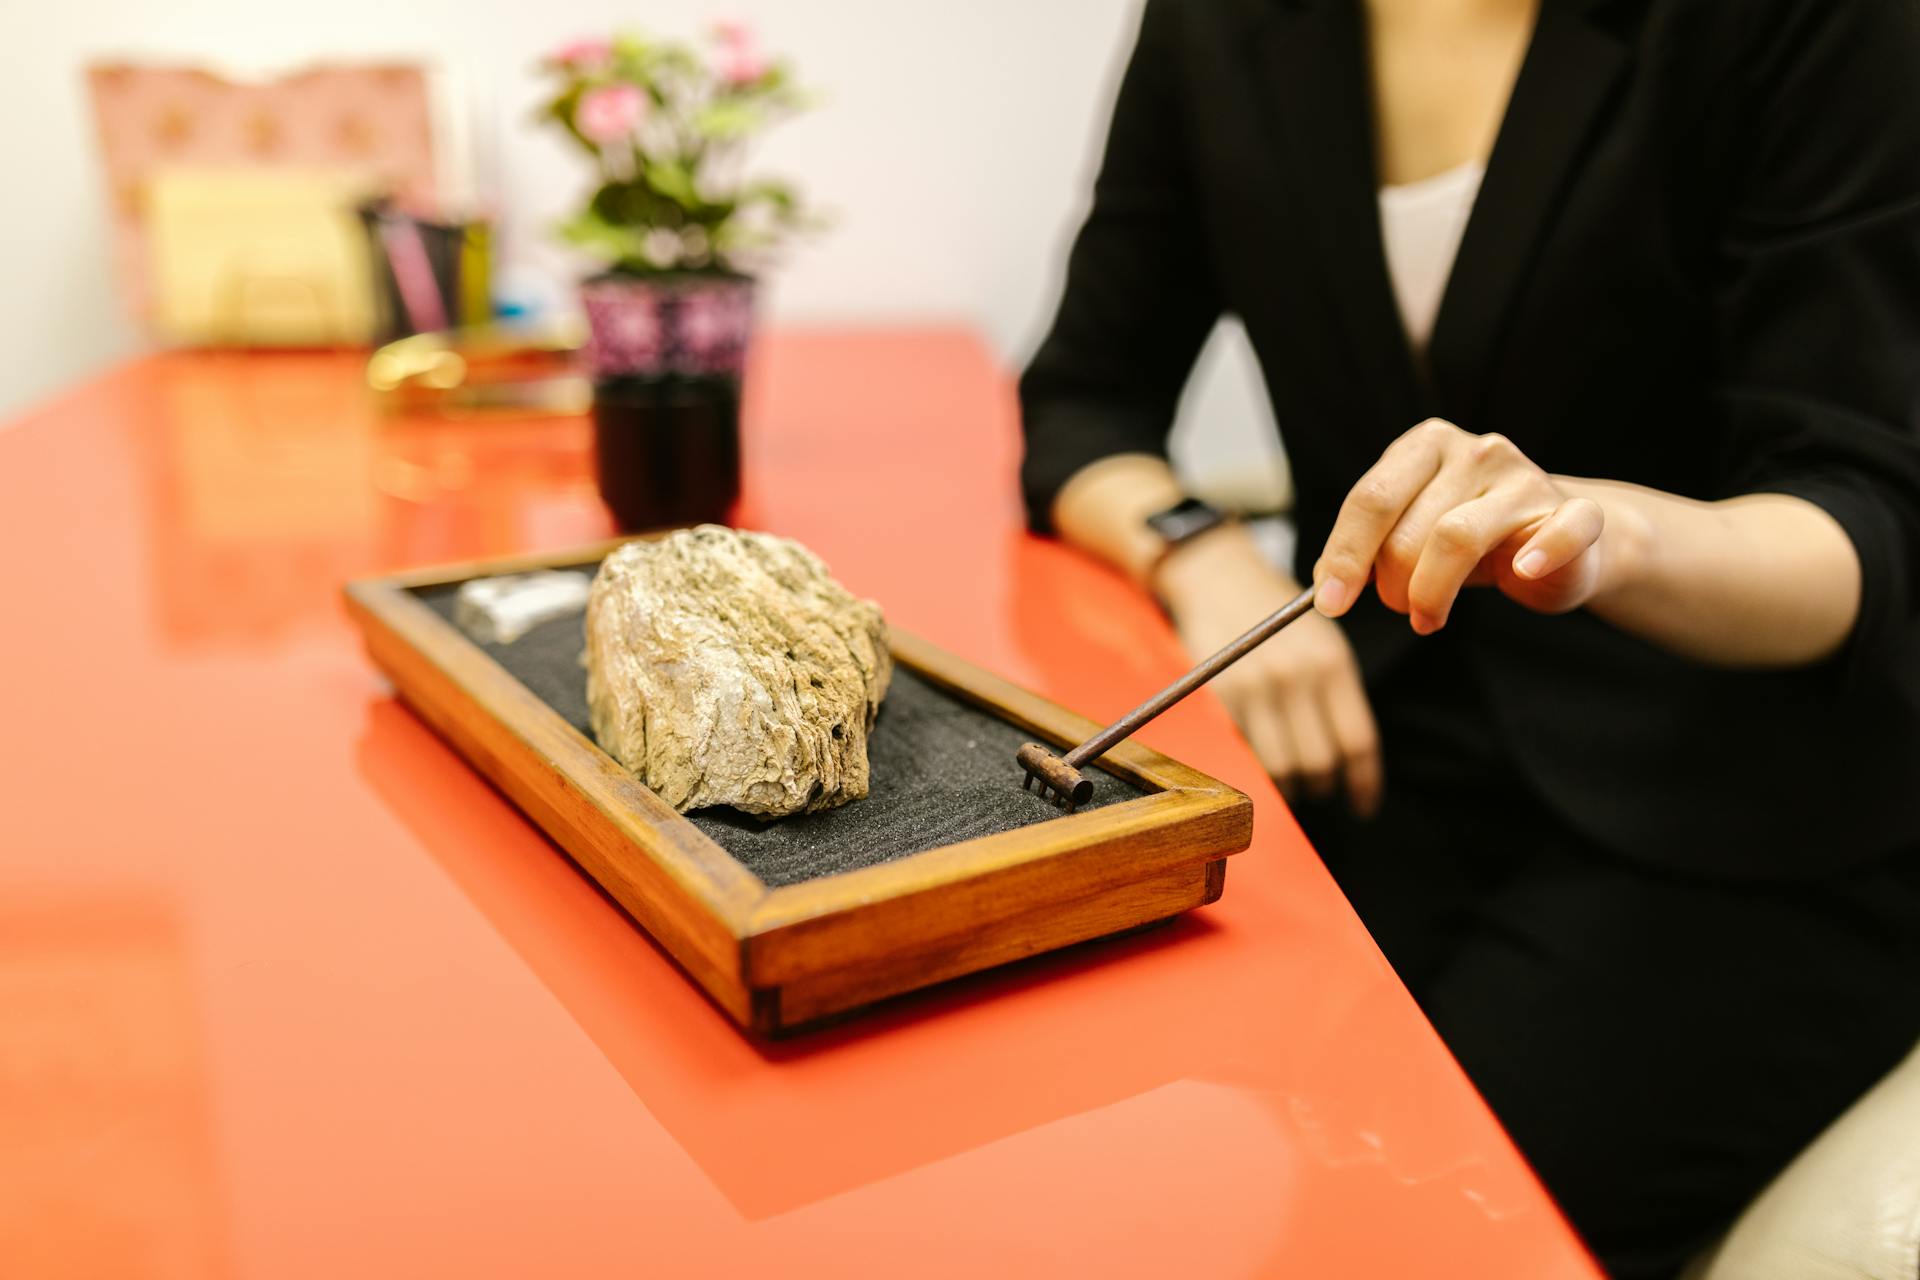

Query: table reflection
[0,896,230,1276]
[134,351,608,652]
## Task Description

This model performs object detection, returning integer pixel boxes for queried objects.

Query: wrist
[1053,454,1187,582]
[1152,520,1294,612]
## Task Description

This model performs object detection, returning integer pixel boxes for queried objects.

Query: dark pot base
[591,376,741,531]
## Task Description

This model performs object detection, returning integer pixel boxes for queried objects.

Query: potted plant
[536,23,814,530]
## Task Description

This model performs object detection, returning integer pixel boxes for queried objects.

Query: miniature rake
[1017,585,1319,811]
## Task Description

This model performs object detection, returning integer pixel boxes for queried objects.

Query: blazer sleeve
[1018,0,1222,533]
[1712,0,1920,676]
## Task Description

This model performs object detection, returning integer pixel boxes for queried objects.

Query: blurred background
[0,0,1286,505]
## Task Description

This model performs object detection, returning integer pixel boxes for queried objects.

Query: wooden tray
[345,539,1252,1034]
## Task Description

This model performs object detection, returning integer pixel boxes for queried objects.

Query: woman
[1019,0,1920,1274]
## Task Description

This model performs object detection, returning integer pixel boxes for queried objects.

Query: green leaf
[693,101,762,140]
[609,32,651,75]
[739,179,797,212]
[587,179,678,229]
[536,87,600,155]
[558,209,652,264]
[655,45,701,75]
[643,160,700,210]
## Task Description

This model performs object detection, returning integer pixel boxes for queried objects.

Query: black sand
[413,580,1140,887]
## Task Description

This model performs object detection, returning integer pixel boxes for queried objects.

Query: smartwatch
[1145,496,1228,551]
[1144,497,1230,590]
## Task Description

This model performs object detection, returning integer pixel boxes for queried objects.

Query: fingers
[1224,668,1342,804]
[1366,431,1525,623]
[1232,686,1297,794]
[1231,658,1379,815]
[1314,419,1452,617]
[1400,491,1605,629]
[1269,676,1382,815]
[1279,683,1339,799]
[1512,497,1606,582]
[1319,422,1593,633]
[1373,472,1471,617]
[1318,674,1384,818]
[1206,610,1386,816]
[1404,492,1515,634]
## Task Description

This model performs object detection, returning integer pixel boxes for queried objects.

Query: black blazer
[1020,0,1920,876]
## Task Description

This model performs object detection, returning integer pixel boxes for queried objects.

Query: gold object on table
[365,321,590,416]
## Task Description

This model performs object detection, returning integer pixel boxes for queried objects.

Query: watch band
[1143,497,1231,594]
[1145,496,1228,550]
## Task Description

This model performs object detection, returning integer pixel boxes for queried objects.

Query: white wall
[0,0,1284,502]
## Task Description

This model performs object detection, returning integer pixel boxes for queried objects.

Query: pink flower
[719,48,768,86]
[549,38,612,69]
[711,19,768,86]
[576,84,645,143]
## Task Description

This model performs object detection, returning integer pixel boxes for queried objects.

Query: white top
[1378,160,1486,354]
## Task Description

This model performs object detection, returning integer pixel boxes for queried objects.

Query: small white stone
[455,570,594,645]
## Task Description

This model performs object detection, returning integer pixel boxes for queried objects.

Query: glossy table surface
[0,330,1600,1277]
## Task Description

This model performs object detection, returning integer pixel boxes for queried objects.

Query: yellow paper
[146,168,380,346]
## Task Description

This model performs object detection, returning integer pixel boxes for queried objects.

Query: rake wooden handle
[1063,584,1319,769]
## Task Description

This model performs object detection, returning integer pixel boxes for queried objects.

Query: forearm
[1052,453,1293,605]
[1565,477,1864,667]
[1051,453,1188,585]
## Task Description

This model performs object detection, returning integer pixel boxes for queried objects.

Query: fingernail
[1316,576,1351,615]
[1515,549,1549,579]
[1411,611,1437,635]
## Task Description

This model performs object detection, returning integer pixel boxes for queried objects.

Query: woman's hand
[1159,525,1383,816]
[1312,418,1612,631]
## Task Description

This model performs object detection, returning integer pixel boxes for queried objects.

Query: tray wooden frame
[345,539,1252,1034]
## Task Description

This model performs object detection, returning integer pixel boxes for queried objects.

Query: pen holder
[359,200,493,342]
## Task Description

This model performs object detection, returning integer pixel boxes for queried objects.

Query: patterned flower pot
[580,272,755,530]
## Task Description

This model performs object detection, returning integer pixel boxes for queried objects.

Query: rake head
[1016,742,1095,812]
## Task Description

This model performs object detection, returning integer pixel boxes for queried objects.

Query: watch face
[1147,498,1226,546]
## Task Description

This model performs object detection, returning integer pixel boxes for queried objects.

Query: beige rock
[585,526,892,817]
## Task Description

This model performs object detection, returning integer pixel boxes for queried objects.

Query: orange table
[0,330,1601,1277]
